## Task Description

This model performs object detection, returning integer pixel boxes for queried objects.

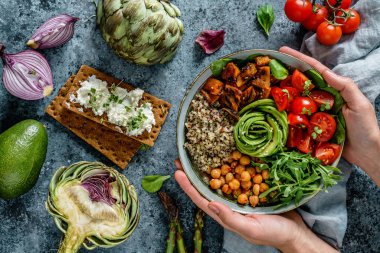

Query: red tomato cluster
[284,0,361,46]
[270,69,341,165]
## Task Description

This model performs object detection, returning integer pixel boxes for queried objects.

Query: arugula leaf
[257,4,275,37]
[210,58,233,77]
[141,175,170,193]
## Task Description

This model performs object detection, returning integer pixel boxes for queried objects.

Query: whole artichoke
[46,162,139,253]
[96,0,184,65]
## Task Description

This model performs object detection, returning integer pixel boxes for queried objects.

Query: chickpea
[221,164,232,175]
[231,161,238,169]
[241,180,252,190]
[233,189,242,198]
[227,157,234,164]
[220,176,226,185]
[259,197,267,203]
[235,174,241,180]
[235,165,245,174]
[210,179,222,189]
[225,173,234,183]
[262,169,270,180]
[210,168,222,179]
[246,167,256,177]
[231,150,242,160]
[269,190,278,198]
[242,188,251,195]
[259,183,269,193]
[252,184,260,196]
[239,155,251,166]
[255,167,262,173]
[249,195,259,207]
[229,179,240,190]
[253,174,263,184]
[240,171,251,182]
[206,167,212,174]
[237,194,248,205]
[222,184,232,195]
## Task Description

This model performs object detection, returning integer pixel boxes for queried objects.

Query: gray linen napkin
[223,0,380,252]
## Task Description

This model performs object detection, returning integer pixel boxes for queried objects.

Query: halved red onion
[0,44,53,100]
[27,14,79,50]
[195,29,226,54]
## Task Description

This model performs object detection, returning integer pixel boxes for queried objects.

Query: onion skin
[0,44,53,100]
[27,14,79,50]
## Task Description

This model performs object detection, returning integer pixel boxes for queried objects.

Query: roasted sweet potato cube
[255,86,271,99]
[241,86,257,107]
[236,63,257,87]
[203,78,224,95]
[255,56,271,66]
[250,66,271,89]
[221,62,240,82]
[201,89,220,104]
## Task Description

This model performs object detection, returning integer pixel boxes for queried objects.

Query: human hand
[174,160,337,253]
[280,47,380,186]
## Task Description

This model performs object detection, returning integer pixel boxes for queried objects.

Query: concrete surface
[0,0,379,252]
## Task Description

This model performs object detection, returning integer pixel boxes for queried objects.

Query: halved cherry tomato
[280,75,293,88]
[287,125,303,148]
[310,112,337,142]
[336,9,361,34]
[288,113,310,128]
[284,0,313,22]
[271,87,289,112]
[315,142,341,165]
[316,22,342,46]
[292,69,315,92]
[309,90,335,110]
[297,132,314,154]
[325,0,352,9]
[291,97,318,115]
[283,87,300,102]
[302,4,329,32]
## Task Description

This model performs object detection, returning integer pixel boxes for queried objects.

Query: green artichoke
[46,162,139,253]
[96,0,184,65]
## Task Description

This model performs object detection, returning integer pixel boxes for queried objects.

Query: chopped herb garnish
[282,89,290,99]
[321,103,331,111]
[90,88,96,94]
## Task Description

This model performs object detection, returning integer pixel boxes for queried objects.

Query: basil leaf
[331,111,346,145]
[257,4,275,37]
[269,59,289,80]
[141,175,170,193]
[210,58,233,77]
[305,69,328,89]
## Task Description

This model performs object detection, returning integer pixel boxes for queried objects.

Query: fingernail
[208,204,220,215]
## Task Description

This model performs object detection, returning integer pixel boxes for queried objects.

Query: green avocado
[0,119,48,199]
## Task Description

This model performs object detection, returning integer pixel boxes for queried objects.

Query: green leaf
[320,87,345,114]
[139,144,151,151]
[210,58,233,77]
[141,175,170,193]
[257,4,275,37]
[331,111,346,145]
[305,69,328,89]
[269,59,289,80]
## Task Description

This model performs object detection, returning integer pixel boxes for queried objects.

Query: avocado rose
[234,99,288,157]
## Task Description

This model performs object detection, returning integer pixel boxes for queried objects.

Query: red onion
[0,44,53,100]
[195,29,226,54]
[27,14,79,50]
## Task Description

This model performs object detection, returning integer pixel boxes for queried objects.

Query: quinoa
[184,94,236,172]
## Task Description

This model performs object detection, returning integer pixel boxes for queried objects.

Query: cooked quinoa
[184,94,236,172]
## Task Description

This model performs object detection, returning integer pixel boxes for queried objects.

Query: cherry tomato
[309,90,335,110]
[271,87,289,112]
[287,125,303,148]
[284,0,313,22]
[291,97,318,115]
[316,21,342,46]
[302,4,329,32]
[315,142,342,165]
[280,75,293,88]
[283,86,300,102]
[325,0,352,9]
[292,69,315,92]
[288,113,310,128]
[336,9,361,34]
[310,112,337,142]
[297,133,314,154]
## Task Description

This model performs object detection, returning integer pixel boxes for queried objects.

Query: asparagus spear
[193,209,205,253]
[158,191,187,253]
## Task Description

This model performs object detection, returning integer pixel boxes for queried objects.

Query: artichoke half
[96,0,184,65]
[46,162,139,253]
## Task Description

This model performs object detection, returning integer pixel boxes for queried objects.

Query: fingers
[174,170,230,228]
[174,159,183,170]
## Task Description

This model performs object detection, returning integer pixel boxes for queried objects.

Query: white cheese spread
[75,75,156,137]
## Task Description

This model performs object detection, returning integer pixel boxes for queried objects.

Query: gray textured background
[0,0,379,252]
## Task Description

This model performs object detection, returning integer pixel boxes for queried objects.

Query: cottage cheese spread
[74,75,155,136]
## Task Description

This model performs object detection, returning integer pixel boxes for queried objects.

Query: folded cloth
[223,1,380,252]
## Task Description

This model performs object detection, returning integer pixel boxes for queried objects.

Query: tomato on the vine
[271,87,289,112]
[302,4,329,32]
[288,113,310,128]
[297,133,314,154]
[316,21,342,46]
[315,142,341,165]
[309,112,337,142]
[292,69,315,92]
[309,90,335,110]
[325,0,352,9]
[287,125,303,148]
[291,97,318,115]
[284,0,313,22]
[336,9,361,34]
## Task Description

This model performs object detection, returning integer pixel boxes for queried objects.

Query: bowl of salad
[177,49,346,214]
